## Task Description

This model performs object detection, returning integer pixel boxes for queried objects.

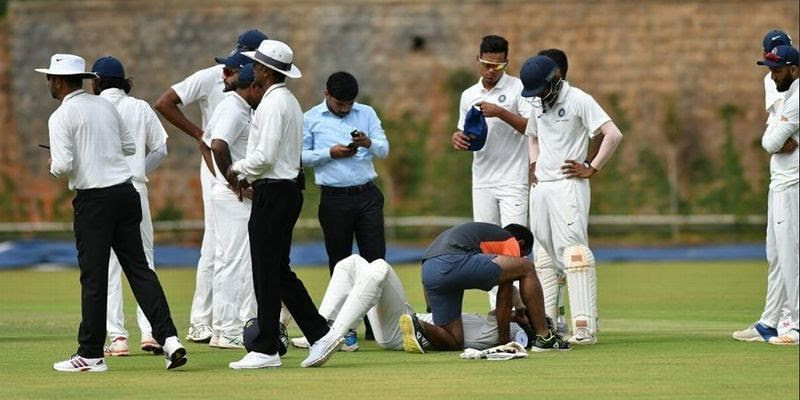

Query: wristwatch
[583,160,593,169]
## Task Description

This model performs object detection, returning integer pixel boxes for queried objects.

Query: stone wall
[2,0,799,223]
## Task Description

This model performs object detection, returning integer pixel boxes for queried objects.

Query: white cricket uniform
[458,73,532,227]
[100,89,168,340]
[761,78,799,332]
[171,64,227,329]
[207,92,256,337]
[527,81,611,335]
[317,255,524,350]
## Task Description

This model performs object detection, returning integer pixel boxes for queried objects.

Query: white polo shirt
[458,73,532,188]
[525,81,611,182]
[171,64,227,136]
[207,92,251,186]
[232,83,304,182]
[765,78,799,191]
[48,90,134,190]
[99,88,168,184]
[765,73,784,126]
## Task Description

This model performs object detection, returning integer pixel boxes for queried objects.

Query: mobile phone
[350,130,360,138]
[347,130,360,149]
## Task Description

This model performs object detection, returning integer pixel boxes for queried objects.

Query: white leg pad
[535,243,559,320]
[564,245,597,335]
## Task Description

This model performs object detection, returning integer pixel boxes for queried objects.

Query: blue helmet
[520,55,559,98]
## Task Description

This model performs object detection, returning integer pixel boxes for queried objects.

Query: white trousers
[189,160,216,327]
[211,185,256,336]
[760,185,799,331]
[530,179,591,273]
[107,182,154,339]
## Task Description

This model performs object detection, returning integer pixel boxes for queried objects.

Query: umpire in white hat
[37,54,187,372]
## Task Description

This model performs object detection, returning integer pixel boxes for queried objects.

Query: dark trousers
[73,181,177,358]
[318,182,386,274]
[248,180,328,354]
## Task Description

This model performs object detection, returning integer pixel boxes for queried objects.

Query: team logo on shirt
[498,95,506,103]
[558,108,565,117]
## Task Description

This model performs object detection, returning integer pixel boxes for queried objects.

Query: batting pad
[535,244,560,320]
[564,245,597,334]
[459,341,528,361]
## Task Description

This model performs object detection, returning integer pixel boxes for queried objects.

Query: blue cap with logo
[757,45,799,67]
[237,29,269,51]
[519,55,558,98]
[463,106,488,151]
[91,56,125,78]
[215,51,252,68]
[763,30,793,53]
[238,63,255,84]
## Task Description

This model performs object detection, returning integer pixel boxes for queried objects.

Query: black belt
[76,179,132,193]
[320,181,375,194]
[252,178,296,189]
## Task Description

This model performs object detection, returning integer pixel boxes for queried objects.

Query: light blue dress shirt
[302,101,389,187]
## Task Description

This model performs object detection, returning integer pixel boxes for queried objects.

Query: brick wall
[2,0,798,222]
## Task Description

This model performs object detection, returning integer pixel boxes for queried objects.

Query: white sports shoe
[301,329,344,368]
[291,336,309,349]
[567,328,597,345]
[185,324,213,343]
[213,335,244,349]
[163,336,188,370]
[53,354,107,372]
[104,336,130,357]
[768,329,799,346]
[229,352,281,369]
[140,333,162,354]
[732,323,777,342]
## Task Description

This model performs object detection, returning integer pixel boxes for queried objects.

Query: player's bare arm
[777,137,798,154]
[330,144,358,159]
[451,130,471,150]
[495,283,514,343]
[587,132,605,163]
[476,101,528,134]
[154,88,203,141]
[211,139,236,189]
[564,120,623,178]
[418,318,465,350]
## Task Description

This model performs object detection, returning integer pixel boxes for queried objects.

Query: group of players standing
[41,26,796,373]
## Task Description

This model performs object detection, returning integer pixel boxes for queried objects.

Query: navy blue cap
[238,63,255,83]
[757,45,799,67]
[464,106,488,151]
[91,56,125,78]
[520,56,558,98]
[236,29,268,51]
[214,51,252,68]
[763,30,793,53]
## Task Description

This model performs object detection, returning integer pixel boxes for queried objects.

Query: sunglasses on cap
[477,57,508,71]
[763,51,786,63]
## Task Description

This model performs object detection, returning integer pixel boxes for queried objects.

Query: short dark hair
[326,71,359,101]
[96,76,132,94]
[62,75,84,90]
[503,223,533,257]
[538,48,568,79]
[480,35,509,58]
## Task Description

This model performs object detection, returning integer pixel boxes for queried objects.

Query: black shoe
[278,322,288,356]
[531,331,571,352]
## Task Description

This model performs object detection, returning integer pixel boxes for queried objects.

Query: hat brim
[243,51,302,79]
[35,68,98,79]
[214,56,227,65]
[521,83,546,98]
[756,59,790,67]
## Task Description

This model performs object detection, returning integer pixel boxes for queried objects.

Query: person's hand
[241,187,253,200]
[528,162,538,187]
[562,160,596,178]
[476,101,504,118]
[451,131,470,150]
[777,137,798,154]
[330,144,357,159]
[350,131,372,148]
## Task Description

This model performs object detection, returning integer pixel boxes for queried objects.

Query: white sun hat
[35,53,98,79]
[243,39,302,79]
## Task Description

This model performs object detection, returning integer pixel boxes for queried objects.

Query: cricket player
[520,55,623,345]
[289,255,532,353]
[734,45,799,346]
[155,29,268,343]
[90,56,169,357]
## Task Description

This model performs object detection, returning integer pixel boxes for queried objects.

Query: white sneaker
[732,323,777,342]
[301,329,344,368]
[185,324,213,343]
[567,328,597,345]
[768,329,799,346]
[140,333,162,354]
[103,336,130,357]
[53,354,107,372]
[213,335,244,349]
[229,352,281,369]
[291,336,309,349]
[163,336,188,370]
[209,334,220,348]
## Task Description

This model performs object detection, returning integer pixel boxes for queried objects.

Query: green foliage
[590,94,631,214]
[153,199,183,221]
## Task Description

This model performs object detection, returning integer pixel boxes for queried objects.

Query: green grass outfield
[0,261,797,400]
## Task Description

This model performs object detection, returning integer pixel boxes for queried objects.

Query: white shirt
[232,83,304,182]
[48,90,134,190]
[417,312,524,350]
[765,73,784,126]
[99,88,168,184]
[762,78,799,191]
[525,81,611,182]
[207,92,251,186]
[171,64,227,135]
[458,73,532,188]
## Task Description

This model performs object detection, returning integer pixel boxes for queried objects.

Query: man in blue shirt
[302,71,390,345]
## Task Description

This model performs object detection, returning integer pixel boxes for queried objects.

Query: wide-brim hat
[243,39,302,79]
[35,53,98,79]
